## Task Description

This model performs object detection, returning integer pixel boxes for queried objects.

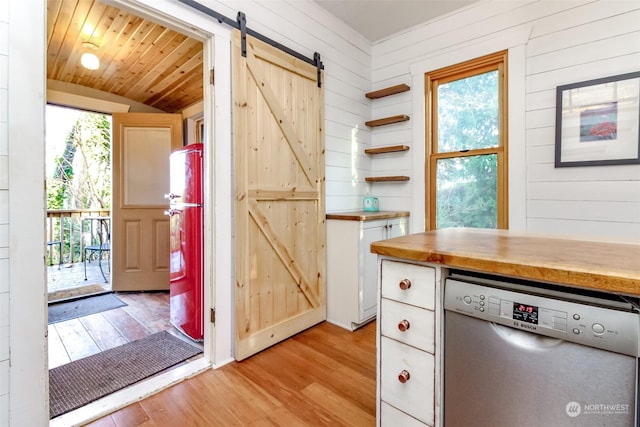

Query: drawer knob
[398,370,411,383]
[398,319,410,332]
[399,279,411,290]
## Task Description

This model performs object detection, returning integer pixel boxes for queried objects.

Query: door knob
[399,279,411,290]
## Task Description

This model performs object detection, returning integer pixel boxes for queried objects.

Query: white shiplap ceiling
[313,0,479,42]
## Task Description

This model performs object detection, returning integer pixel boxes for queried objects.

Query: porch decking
[48,261,111,302]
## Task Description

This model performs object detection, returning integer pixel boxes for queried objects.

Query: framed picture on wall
[555,71,640,167]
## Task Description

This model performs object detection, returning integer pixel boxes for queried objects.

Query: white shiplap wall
[3,0,49,426]
[0,1,8,425]
[3,0,373,425]
[370,0,640,240]
[201,0,374,212]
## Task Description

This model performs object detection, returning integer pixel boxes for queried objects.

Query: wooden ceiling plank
[107,29,188,96]
[47,0,79,79]
[46,0,63,51]
[65,3,130,89]
[77,4,123,88]
[103,29,184,96]
[50,0,95,83]
[103,24,167,89]
[85,13,147,90]
[135,42,203,103]
[168,80,204,112]
[145,66,202,110]
[158,69,205,111]
[47,0,204,113]
[97,21,166,94]
[56,1,109,86]
[120,38,201,104]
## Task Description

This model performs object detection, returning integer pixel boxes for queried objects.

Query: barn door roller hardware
[178,0,324,87]
[238,12,247,57]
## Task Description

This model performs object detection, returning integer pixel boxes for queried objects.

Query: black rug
[49,331,203,418]
[48,293,126,324]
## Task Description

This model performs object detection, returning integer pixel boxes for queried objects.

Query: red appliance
[166,143,203,341]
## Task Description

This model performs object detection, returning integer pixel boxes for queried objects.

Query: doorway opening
[45,0,209,421]
[46,104,113,302]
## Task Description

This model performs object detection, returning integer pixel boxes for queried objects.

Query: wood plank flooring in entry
[86,321,377,427]
[48,292,193,369]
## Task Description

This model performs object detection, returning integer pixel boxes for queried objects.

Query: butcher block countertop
[326,210,410,221]
[370,228,640,297]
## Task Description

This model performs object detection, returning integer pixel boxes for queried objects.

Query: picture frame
[555,71,640,167]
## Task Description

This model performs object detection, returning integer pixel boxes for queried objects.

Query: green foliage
[47,112,111,210]
[437,71,499,152]
[46,110,111,264]
[434,70,500,229]
[436,155,497,229]
[49,123,79,209]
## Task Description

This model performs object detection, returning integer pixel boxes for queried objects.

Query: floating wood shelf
[364,145,410,155]
[365,84,410,99]
[365,115,410,128]
[365,176,411,183]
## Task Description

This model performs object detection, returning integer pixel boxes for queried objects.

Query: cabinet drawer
[381,298,434,353]
[381,260,435,309]
[380,401,427,427]
[380,337,434,425]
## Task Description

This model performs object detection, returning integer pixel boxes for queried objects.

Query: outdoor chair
[82,217,110,283]
[46,240,63,269]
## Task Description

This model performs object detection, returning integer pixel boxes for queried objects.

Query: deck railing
[46,209,110,265]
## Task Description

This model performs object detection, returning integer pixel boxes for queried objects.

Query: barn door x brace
[177,0,324,87]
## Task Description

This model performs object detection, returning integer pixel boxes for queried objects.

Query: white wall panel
[526,127,555,148]
[527,32,639,76]
[527,0,631,38]
[191,1,372,215]
[372,1,531,57]
[3,0,372,425]
[529,200,640,223]
[528,163,639,182]
[370,0,640,239]
[0,6,8,427]
[529,181,640,201]
[527,53,640,92]
[527,10,640,56]
[527,218,640,240]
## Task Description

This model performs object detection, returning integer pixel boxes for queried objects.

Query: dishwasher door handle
[490,322,563,351]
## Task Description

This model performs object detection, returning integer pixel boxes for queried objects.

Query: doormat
[48,284,110,303]
[48,293,126,324]
[49,331,203,419]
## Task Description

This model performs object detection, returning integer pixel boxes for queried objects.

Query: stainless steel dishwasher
[443,274,639,427]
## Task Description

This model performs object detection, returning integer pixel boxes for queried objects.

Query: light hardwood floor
[48,292,193,369]
[85,320,377,427]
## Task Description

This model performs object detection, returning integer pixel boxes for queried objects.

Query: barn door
[232,30,326,360]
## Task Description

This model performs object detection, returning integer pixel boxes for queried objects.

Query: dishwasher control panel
[445,279,640,357]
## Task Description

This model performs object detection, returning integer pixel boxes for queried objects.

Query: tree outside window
[425,51,508,230]
[47,105,111,211]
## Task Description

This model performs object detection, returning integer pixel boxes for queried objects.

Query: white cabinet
[378,259,438,426]
[326,213,408,331]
